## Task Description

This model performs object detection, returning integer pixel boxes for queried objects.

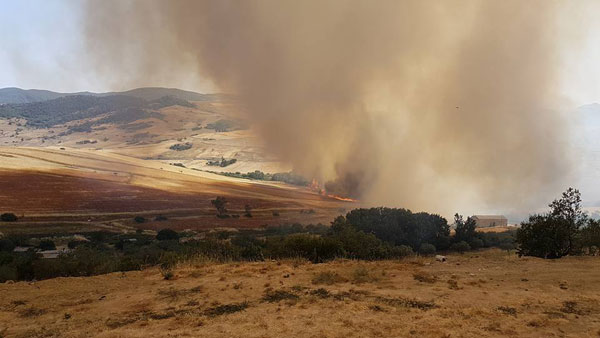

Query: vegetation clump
[413,270,437,284]
[204,302,249,317]
[377,296,437,311]
[211,196,229,218]
[0,213,18,222]
[418,243,436,256]
[205,119,237,132]
[216,170,309,186]
[169,142,192,151]
[156,229,179,241]
[207,157,237,167]
[262,289,299,302]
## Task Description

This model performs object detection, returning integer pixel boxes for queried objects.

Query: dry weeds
[1,249,600,337]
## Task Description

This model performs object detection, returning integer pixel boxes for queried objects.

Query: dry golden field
[0,147,351,234]
[1,249,599,338]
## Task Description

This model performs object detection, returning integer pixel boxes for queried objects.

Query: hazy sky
[0,0,214,93]
[0,0,599,106]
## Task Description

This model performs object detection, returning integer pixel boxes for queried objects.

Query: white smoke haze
[84,0,591,217]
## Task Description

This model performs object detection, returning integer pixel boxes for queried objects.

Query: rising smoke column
[84,0,578,216]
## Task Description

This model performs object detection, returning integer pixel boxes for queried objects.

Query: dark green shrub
[264,234,343,263]
[244,204,252,218]
[418,243,436,256]
[204,302,249,317]
[67,241,84,249]
[0,239,15,252]
[38,240,56,251]
[330,216,391,259]
[450,241,471,253]
[0,264,18,282]
[469,238,484,250]
[393,245,415,257]
[262,290,299,302]
[211,196,228,216]
[499,240,515,252]
[134,216,146,223]
[156,229,179,241]
[0,213,18,222]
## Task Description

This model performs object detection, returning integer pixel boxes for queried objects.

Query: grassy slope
[0,249,599,337]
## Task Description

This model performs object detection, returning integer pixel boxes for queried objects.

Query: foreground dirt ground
[1,249,599,338]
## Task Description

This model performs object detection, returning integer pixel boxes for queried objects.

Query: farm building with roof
[471,215,508,228]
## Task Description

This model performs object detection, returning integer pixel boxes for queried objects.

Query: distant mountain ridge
[0,87,221,104]
[0,93,198,128]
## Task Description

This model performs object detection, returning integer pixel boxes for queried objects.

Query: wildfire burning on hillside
[310,178,358,202]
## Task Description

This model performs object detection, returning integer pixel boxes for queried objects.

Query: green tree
[454,214,477,243]
[211,196,228,216]
[516,188,586,258]
[244,204,252,218]
[451,241,471,253]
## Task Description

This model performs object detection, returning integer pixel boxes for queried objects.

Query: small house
[471,215,508,228]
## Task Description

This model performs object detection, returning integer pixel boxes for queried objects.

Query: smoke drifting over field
[85,0,580,215]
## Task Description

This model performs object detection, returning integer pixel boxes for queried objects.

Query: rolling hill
[0,87,222,104]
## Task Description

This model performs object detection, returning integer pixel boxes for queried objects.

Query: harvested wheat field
[0,147,351,230]
[1,249,599,338]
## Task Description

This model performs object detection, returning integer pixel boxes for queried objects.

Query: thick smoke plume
[84,0,579,216]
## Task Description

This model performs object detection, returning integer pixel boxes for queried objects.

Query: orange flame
[327,194,358,202]
[309,178,357,201]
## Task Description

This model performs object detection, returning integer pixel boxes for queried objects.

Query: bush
[450,241,471,253]
[418,243,436,256]
[499,241,515,252]
[134,216,146,223]
[38,240,56,251]
[330,216,396,259]
[156,229,179,241]
[0,239,15,252]
[211,196,228,216]
[244,204,252,218]
[395,245,415,257]
[264,234,343,263]
[469,238,484,250]
[160,266,174,280]
[0,213,18,222]
[169,142,192,151]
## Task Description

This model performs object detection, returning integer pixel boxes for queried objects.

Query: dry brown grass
[1,249,600,337]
